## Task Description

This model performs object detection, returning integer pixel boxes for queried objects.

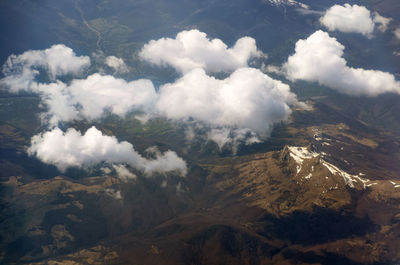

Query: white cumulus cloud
[19,73,158,126]
[282,30,400,96]
[156,67,304,135]
[2,42,307,152]
[320,4,375,37]
[139,29,263,74]
[28,126,187,175]
[64,73,157,120]
[1,44,90,92]
[35,81,79,125]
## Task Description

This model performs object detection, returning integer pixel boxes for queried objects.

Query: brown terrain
[2,96,400,264]
[0,0,399,264]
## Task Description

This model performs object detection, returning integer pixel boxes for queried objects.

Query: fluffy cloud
[320,4,375,36]
[1,47,157,125]
[1,44,90,92]
[157,67,304,135]
[22,74,157,125]
[282,30,400,96]
[63,74,156,120]
[139,29,263,73]
[35,81,79,125]
[2,42,306,153]
[105,56,129,74]
[28,126,187,175]
[1,67,39,93]
[2,43,301,138]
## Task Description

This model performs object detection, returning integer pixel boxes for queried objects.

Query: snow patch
[323,162,356,188]
[390,181,400,188]
[288,146,371,189]
[288,146,319,174]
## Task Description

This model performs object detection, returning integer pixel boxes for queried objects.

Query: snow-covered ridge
[264,0,309,9]
[287,146,371,189]
[287,146,318,174]
[322,161,369,188]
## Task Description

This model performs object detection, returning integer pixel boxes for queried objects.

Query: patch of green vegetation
[93,113,175,138]
[0,96,42,139]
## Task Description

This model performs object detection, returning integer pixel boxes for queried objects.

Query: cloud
[101,167,112,174]
[105,188,122,200]
[320,4,375,37]
[28,126,187,175]
[105,56,129,74]
[63,74,157,120]
[394,28,400,40]
[282,30,400,96]
[35,81,79,125]
[1,47,156,126]
[139,29,263,73]
[264,0,309,9]
[2,42,305,154]
[296,8,324,16]
[112,164,137,181]
[207,127,260,153]
[25,73,157,126]
[1,44,90,92]
[156,67,304,135]
[373,12,391,32]
[2,43,301,140]
[1,66,40,93]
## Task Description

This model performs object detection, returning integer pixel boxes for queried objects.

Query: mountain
[0,0,400,264]
[2,143,400,264]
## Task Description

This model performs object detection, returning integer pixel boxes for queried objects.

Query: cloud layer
[139,29,263,73]
[28,126,187,175]
[1,31,306,157]
[283,30,400,96]
[320,4,385,37]
[2,41,302,136]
